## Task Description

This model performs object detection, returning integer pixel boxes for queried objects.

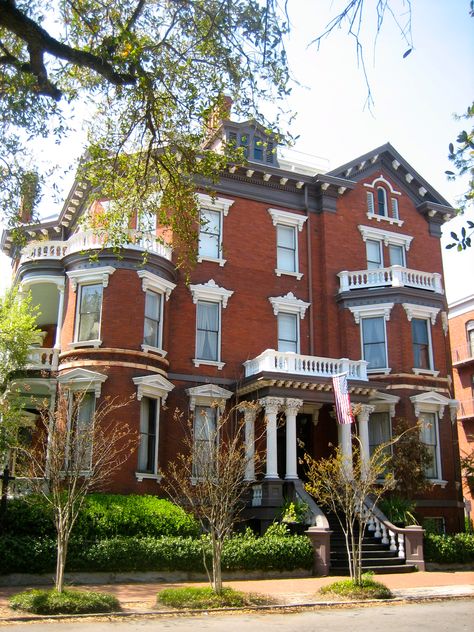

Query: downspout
[304,185,314,355]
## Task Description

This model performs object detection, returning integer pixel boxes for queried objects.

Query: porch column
[284,398,303,480]
[337,422,353,479]
[357,405,375,480]
[239,404,257,481]
[259,397,283,479]
[53,283,65,351]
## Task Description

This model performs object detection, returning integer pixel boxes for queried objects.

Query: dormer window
[377,187,387,216]
[364,175,403,226]
[226,127,277,166]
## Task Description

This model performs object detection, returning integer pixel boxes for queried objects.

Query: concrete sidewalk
[0,571,473,621]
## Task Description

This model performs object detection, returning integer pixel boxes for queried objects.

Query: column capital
[357,404,375,424]
[259,396,284,415]
[238,403,258,420]
[285,398,303,415]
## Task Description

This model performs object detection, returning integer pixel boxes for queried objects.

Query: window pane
[389,244,404,266]
[74,392,95,470]
[377,187,387,216]
[138,397,158,473]
[420,412,438,479]
[196,301,219,360]
[193,407,217,477]
[254,137,263,161]
[78,284,102,341]
[369,412,391,456]
[278,312,298,352]
[199,209,221,258]
[412,318,430,369]
[277,225,296,271]
[144,291,161,347]
[362,317,387,368]
[366,240,382,269]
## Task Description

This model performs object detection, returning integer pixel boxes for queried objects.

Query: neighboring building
[448,294,474,512]
[1,116,464,535]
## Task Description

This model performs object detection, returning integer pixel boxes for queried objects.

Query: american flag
[332,373,354,425]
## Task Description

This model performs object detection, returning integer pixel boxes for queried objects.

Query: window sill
[69,339,102,349]
[141,344,167,358]
[428,479,448,488]
[135,472,162,483]
[366,212,404,227]
[275,269,303,280]
[197,255,227,267]
[192,358,225,370]
[412,368,440,377]
[367,368,392,375]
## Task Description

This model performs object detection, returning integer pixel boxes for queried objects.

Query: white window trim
[186,384,233,484]
[369,391,400,419]
[138,270,176,357]
[66,266,115,291]
[364,176,403,225]
[268,292,310,319]
[366,238,383,268]
[133,374,175,482]
[197,193,234,266]
[190,281,233,369]
[277,311,301,353]
[348,303,393,375]
[360,315,390,375]
[70,282,105,349]
[358,225,413,251]
[403,303,439,376]
[269,209,306,279]
[57,368,107,398]
[410,393,450,486]
[364,174,402,196]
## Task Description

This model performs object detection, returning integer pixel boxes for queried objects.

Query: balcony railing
[27,347,58,370]
[459,398,474,419]
[338,265,443,294]
[244,349,368,381]
[20,229,173,263]
[452,342,474,364]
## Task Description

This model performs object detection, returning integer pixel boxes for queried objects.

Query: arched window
[377,187,387,217]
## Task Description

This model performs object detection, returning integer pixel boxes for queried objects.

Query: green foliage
[378,496,418,526]
[424,533,474,564]
[445,101,474,216]
[157,586,269,609]
[9,588,120,615]
[280,499,310,524]
[1,494,199,538]
[319,574,393,600]
[0,532,313,575]
[390,418,433,500]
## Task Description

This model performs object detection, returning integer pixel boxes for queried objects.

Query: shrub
[319,574,393,600]
[424,533,474,564]
[157,586,269,609]
[2,494,199,539]
[9,589,120,615]
[378,496,418,526]
[0,532,313,575]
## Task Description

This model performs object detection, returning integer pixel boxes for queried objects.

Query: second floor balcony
[27,347,58,371]
[20,229,172,264]
[338,265,443,294]
[244,349,368,381]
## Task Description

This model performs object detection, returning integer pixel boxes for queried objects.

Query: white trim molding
[268,292,310,319]
[197,192,234,215]
[189,279,234,308]
[364,174,402,196]
[369,391,400,418]
[137,270,176,301]
[403,303,439,325]
[348,302,394,324]
[410,391,458,422]
[20,274,66,291]
[268,208,307,231]
[133,374,175,403]
[57,368,107,397]
[66,266,115,291]
[186,384,233,412]
[358,225,413,251]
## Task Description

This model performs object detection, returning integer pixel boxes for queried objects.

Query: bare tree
[18,390,136,592]
[163,401,261,594]
[303,437,394,585]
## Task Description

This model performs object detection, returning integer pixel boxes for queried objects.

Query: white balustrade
[244,349,368,381]
[251,484,262,507]
[20,229,172,263]
[27,347,57,370]
[338,265,443,294]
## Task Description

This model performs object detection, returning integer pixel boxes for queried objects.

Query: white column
[259,397,283,479]
[337,422,353,479]
[54,284,65,350]
[357,405,375,480]
[284,398,303,480]
[239,405,257,481]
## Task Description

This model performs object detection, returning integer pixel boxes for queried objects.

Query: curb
[1,592,473,623]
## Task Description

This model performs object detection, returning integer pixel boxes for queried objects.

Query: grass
[157,586,271,609]
[9,588,120,615]
[319,574,393,600]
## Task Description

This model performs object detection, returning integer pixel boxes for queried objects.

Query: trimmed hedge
[0,532,313,575]
[424,533,474,564]
[1,494,199,539]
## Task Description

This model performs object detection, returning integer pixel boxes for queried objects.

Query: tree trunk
[212,536,223,594]
[55,526,69,593]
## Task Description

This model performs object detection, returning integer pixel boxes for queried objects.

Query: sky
[1,0,473,302]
